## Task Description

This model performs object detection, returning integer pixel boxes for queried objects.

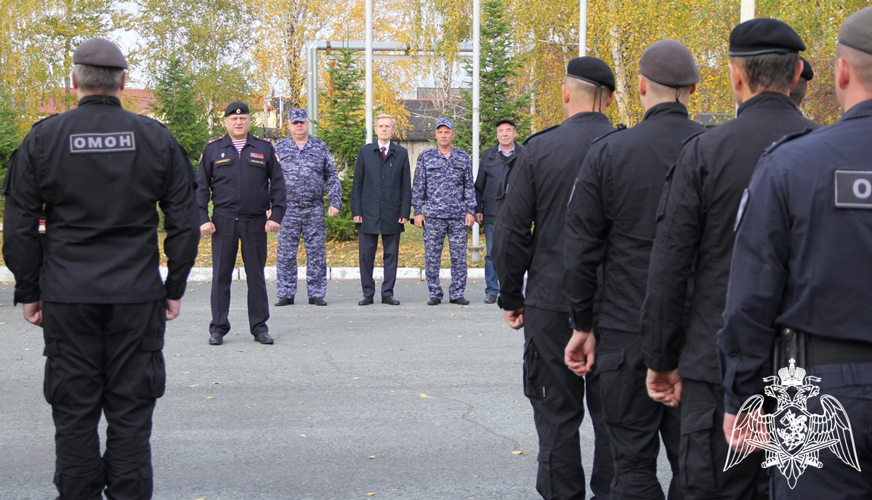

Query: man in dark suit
[351,114,412,305]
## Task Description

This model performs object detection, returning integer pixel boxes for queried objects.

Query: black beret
[496,119,516,128]
[800,57,814,81]
[639,40,700,87]
[72,38,128,70]
[224,102,250,117]
[566,57,616,91]
[839,6,872,56]
[729,18,806,57]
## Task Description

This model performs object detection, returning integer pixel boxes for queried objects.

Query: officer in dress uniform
[198,102,286,346]
[2,38,199,498]
[474,119,522,305]
[273,109,341,307]
[563,40,705,500]
[718,7,872,499]
[494,56,617,500]
[411,117,476,306]
[640,18,819,500]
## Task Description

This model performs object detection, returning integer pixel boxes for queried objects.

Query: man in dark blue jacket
[351,114,411,305]
[475,119,522,304]
[197,102,286,346]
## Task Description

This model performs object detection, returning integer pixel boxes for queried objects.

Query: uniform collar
[841,99,872,122]
[736,92,798,117]
[564,111,611,126]
[642,101,689,121]
[77,95,123,107]
[222,132,254,148]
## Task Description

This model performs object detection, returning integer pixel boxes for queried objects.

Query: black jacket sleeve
[267,145,286,223]
[400,150,412,219]
[196,147,213,225]
[160,139,201,300]
[641,140,704,372]
[474,151,487,214]
[494,147,536,311]
[2,137,44,305]
[564,142,609,331]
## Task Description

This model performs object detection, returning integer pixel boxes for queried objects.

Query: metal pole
[306,42,319,135]
[471,0,482,262]
[365,0,373,144]
[579,0,587,56]
[740,0,754,22]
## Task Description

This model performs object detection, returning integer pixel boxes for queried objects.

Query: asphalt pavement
[0,279,673,499]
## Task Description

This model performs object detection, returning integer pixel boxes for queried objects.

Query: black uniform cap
[729,18,805,57]
[839,6,872,56]
[639,39,700,87]
[224,102,250,117]
[496,119,516,128]
[800,57,814,81]
[72,38,128,69]
[566,57,616,91]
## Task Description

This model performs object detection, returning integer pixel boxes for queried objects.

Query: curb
[1,266,486,283]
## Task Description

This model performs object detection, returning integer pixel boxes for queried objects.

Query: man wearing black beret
[641,18,820,500]
[197,102,287,346]
[790,56,815,107]
[564,39,705,500]
[494,56,616,500]
[3,38,200,497]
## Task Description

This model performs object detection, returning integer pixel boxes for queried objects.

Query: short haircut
[645,78,694,102]
[838,44,872,93]
[789,78,808,107]
[375,114,395,127]
[564,76,610,110]
[730,52,800,94]
[73,64,124,94]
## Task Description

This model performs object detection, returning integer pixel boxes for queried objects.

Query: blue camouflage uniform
[412,140,476,300]
[274,129,341,300]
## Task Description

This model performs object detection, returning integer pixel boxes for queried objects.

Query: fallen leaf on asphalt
[206,396,214,399]
[184,371,190,374]
[361,355,367,358]
[368,455,376,459]
[353,377,361,380]
[451,314,456,317]
[457,335,463,338]
[420,394,430,398]
[512,451,524,455]
[299,434,307,438]
[271,350,276,353]
[479,334,483,337]
[366,494,376,497]
[173,353,181,357]
[298,402,305,405]
[212,382,220,385]
[189,384,197,387]
[237,350,244,352]
[24,348,30,351]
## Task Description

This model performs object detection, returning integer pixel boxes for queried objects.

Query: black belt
[776,327,872,368]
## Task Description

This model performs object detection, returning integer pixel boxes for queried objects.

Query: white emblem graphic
[221,152,225,158]
[725,359,861,488]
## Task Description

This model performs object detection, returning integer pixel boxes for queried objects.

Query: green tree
[316,48,366,240]
[149,56,210,166]
[0,94,27,216]
[454,0,532,155]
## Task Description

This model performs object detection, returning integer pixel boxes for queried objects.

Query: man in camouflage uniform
[274,109,341,307]
[412,117,476,305]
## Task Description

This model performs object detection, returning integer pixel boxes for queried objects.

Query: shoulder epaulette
[682,129,707,145]
[522,124,559,145]
[207,136,223,144]
[32,113,60,127]
[592,124,627,143]
[762,128,814,156]
[252,134,271,142]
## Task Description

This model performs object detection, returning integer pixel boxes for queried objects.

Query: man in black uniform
[719,7,872,499]
[2,38,199,499]
[790,56,814,107]
[641,18,818,500]
[495,56,616,500]
[197,102,286,346]
[564,40,704,500]
[475,119,522,304]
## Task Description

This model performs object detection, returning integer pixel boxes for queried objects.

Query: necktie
[380,146,386,159]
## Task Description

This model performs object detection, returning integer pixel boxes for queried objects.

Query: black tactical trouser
[524,306,614,500]
[43,300,166,500]
[771,362,872,499]
[679,378,761,500]
[596,328,682,500]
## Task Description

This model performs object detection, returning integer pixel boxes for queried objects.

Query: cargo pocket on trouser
[679,406,718,497]
[43,341,62,405]
[138,463,154,499]
[594,348,626,425]
[140,337,166,399]
[523,338,546,400]
[536,449,553,499]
